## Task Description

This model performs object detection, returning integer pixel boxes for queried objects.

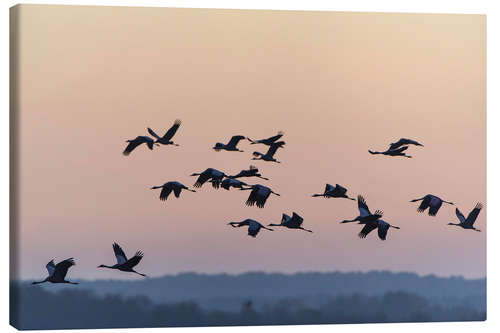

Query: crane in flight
[190,168,226,189]
[240,184,280,208]
[123,136,157,156]
[312,184,355,200]
[229,165,269,180]
[98,243,147,277]
[32,258,78,285]
[448,203,483,231]
[213,135,247,152]
[340,195,383,224]
[147,119,182,146]
[410,194,454,216]
[151,181,196,201]
[228,219,273,237]
[247,131,284,146]
[268,212,312,233]
[252,141,284,163]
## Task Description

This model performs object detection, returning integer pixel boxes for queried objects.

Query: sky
[13,5,486,280]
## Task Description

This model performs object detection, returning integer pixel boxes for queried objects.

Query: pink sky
[13,5,485,280]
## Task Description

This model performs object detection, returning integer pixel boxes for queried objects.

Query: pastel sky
[13,5,486,280]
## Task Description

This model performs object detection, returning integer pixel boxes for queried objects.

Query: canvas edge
[9,4,21,331]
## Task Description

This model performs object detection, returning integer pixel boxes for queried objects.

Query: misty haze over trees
[11,271,486,330]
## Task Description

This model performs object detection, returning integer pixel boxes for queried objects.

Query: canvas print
[9,4,486,330]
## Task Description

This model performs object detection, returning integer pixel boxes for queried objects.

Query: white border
[2,1,498,333]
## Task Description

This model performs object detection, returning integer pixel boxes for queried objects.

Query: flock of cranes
[32,119,483,285]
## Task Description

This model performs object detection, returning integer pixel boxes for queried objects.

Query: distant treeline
[10,283,485,330]
[32,271,486,312]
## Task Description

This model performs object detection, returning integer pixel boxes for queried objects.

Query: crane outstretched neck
[32,278,48,285]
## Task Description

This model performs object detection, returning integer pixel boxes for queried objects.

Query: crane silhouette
[98,243,147,277]
[210,178,248,190]
[247,131,284,146]
[358,219,400,240]
[147,119,181,146]
[448,203,483,231]
[368,146,412,158]
[240,184,280,208]
[32,258,78,285]
[213,135,246,152]
[312,184,355,200]
[151,181,196,201]
[190,168,226,189]
[228,219,273,237]
[410,194,454,216]
[389,138,424,150]
[229,165,269,180]
[268,212,312,233]
[340,195,383,224]
[252,141,284,163]
[123,136,157,156]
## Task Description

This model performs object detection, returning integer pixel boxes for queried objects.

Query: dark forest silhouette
[11,282,485,330]
[11,271,486,329]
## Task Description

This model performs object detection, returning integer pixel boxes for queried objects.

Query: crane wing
[291,212,304,226]
[113,243,128,265]
[266,143,282,157]
[465,203,482,226]
[163,119,181,140]
[255,194,268,208]
[160,187,173,201]
[265,132,284,143]
[125,251,144,269]
[324,184,335,194]
[455,208,466,223]
[389,138,422,150]
[377,220,390,240]
[46,260,56,277]
[281,213,291,224]
[248,220,261,236]
[173,186,182,198]
[388,138,405,150]
[335,184,348,194]
[193,170,213,188]
[252,186,270,208]
[245,187,258,207]
[53,258,75,281]
[227,135,245,147]
[123,137,146,156]
[357,195,371,217]
[358,223,377,239]
[417,196,431,213]
[428,197,443,216]
[147,128,161,140]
